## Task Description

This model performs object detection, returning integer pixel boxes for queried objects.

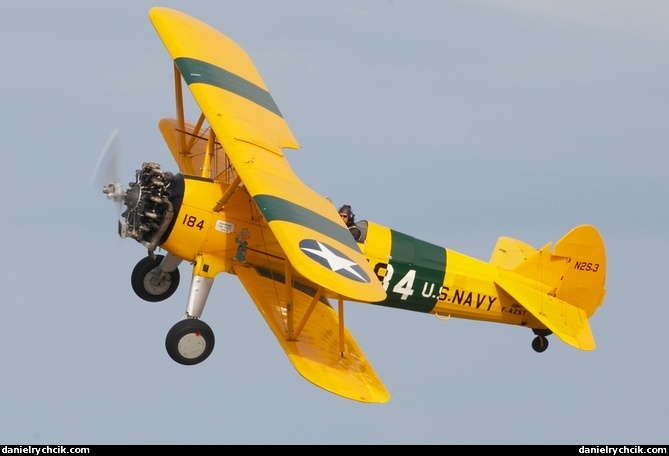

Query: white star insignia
[301,240,366,281]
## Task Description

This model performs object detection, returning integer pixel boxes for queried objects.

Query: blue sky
[1,0,667,444]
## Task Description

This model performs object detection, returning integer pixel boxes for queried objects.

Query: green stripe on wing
[254,194,359,250]
[175,56,283,117]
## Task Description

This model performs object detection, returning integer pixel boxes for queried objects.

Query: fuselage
[126,171,545,331]
[355,220,543,328]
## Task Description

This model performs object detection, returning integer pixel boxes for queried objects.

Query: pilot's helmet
[338,204,355,223]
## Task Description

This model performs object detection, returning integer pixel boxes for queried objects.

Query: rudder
[552,225,607,318]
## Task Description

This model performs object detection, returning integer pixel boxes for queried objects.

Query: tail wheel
[532,335,549,353]
[165,319,215,365]
[131,255,180,302]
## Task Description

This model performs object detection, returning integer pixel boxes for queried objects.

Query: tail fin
[491,225,606,351]
[551,225,607,317]
[491,225,607,318]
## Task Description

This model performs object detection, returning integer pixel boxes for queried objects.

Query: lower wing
[233,263,390,403]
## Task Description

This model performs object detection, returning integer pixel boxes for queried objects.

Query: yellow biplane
[98,7,607,403]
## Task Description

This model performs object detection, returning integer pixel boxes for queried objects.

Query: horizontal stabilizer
[489,236,538,270]
[495,274,596,350]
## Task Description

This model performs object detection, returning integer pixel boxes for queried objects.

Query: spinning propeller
[91,129,125,211]
[91,129,176,252]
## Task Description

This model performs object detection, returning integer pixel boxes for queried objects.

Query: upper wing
[150,7,385,302]
[149,8,298,152]
[233,263,390,403]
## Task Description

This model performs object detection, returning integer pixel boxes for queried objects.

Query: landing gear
[131,254,180,302]
[532,335,549,352]
[531,329,552,353]
[130,252,214,365]
[165,318,215,365]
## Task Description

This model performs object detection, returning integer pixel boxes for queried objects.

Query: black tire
[131,255,180,302]
[532,335,549,353]
[165,319,215,366]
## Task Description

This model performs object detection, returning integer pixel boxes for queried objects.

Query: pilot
[338,204,361,241]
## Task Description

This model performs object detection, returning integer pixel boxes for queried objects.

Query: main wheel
[131,255,180,302]
[532,335,549,353]
[165,319,215,366]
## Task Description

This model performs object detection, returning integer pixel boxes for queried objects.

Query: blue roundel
[298,239,370,283]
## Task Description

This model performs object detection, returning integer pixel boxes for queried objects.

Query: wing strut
[171,63,210,175]
[212,174,242,212]
[292,286,324,341]
[202,128,215,178]
[283,260,347,357]
[338,296,346,356]
[173,62,186,167]
[285,261,295,339]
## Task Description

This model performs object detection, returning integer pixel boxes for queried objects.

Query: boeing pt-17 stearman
[97,7,607,403]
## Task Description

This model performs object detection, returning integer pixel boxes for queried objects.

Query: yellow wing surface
[233,264,389,403]
[150,7,385,302]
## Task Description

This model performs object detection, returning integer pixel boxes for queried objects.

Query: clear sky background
[2,0,667,445]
